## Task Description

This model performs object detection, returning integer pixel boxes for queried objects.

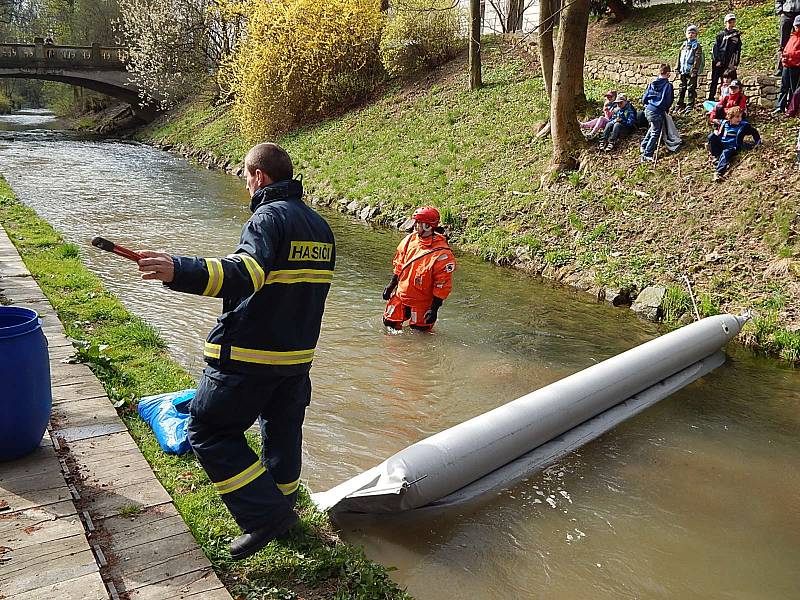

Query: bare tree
[485,0,535,33]
[538,0,554,97]
[549,0,590,171]
[469,0,481,90]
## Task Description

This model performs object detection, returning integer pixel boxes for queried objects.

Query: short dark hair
[246,143,293,182]
[659,63,671,76]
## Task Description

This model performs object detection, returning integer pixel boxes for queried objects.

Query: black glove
[382,274,399,301]
[424,296,443,324]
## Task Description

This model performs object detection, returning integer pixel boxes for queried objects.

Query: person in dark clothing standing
[137,143,335,560]
[775,0,800,75]
[708,14,742,101]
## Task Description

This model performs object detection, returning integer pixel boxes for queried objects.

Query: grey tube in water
[312,314,746,513]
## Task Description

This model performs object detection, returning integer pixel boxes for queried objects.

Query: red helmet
[412,206,440,227]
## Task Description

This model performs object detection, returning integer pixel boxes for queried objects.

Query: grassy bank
[587,0,777,73]
[0,176,410,599]
[137,27,800,364]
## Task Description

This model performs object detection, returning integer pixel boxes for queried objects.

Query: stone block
[631,285,666,322]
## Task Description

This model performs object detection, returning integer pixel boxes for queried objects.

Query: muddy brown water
[1,110,798,599]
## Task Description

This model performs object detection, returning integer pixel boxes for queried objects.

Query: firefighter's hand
[382,274,399,301]
[137,251,175,283]
[424,297,444,324]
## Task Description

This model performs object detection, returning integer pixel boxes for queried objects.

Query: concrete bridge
[0,40,158,121]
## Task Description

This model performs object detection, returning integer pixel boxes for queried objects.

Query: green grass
[0,176,411,600]
[589,0,778,73]
[137,35,799,365]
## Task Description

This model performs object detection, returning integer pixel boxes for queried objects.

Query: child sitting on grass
[703,67,737,114]
[598,93,637,152]
[706,106,761,180]
[581,90,617,139]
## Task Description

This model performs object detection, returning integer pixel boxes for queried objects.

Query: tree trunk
[469,0,482,90]
[538,0,554,98]
[550,0,590,172]
[506,0,524,32]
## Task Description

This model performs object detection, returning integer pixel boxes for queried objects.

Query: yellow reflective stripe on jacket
[238,253,265,291]
[202,258,224,297]
[230,346,315,365]
[265,269,333,285]
[204,342,315,365]
[214,460,266,495]
[276,478,300,496]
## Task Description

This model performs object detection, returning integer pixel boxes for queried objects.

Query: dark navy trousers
[188,366,310,532]
[707,133,737,174]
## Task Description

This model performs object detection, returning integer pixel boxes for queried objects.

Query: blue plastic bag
[137,389,195,454]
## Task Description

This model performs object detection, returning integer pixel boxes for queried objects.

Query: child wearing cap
[710,78,747,125]
[581,89,617,138]
[774,14,800,114]
[597,93,636,152]
[676,25,705,113]
[706,106,761,180]
[703,67,737,113]
[708,13,742,101]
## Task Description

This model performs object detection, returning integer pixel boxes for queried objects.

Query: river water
[2,110,798,599]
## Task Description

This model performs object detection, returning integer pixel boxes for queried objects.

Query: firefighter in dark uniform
[137,143,335,560]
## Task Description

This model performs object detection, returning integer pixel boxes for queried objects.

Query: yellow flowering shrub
[218,0,386,142]
[379,0,463,78]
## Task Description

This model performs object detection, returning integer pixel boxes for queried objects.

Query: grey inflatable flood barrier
[313,314,746,514]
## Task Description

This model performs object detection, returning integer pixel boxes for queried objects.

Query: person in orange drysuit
[382,206,456,331]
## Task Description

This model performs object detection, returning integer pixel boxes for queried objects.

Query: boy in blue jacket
[706,106,761,180]
[640,64,675,162]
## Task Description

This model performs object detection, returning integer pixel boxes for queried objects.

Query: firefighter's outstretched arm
[138,250,267,299]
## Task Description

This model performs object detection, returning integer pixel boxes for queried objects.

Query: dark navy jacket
[166,179,335,375]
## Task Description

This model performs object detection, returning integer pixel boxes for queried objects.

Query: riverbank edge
[0,175,412,600]
[132,127,798,367]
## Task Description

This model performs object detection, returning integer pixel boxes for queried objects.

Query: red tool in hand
[91,236,143,262]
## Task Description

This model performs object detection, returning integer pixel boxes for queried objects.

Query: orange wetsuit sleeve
[393,234,413,276]
[431,251,456,300]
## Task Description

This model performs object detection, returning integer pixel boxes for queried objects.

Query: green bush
[380,0,463,78]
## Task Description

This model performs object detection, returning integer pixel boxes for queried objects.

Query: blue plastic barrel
[0,306,51,461]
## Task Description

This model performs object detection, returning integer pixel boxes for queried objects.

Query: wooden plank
[0,535,98,597]
[51,379,108,405]
[125,569,230,600]
[82,478,171,519]
[114,545,217,592]
[101,511,187,549]
[0,508,85,551]
[50,364,97,388]
[8,571,108,600]
[0,499,76,522]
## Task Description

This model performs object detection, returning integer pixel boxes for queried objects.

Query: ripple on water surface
[1,115,799,600]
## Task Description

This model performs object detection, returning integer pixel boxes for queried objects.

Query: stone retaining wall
[585,53,779,107]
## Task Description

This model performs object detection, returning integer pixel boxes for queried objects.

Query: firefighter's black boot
[230,510,299,560]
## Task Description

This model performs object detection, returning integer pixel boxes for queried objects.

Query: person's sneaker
[230,510,299,560]
[712,171,723,182]
[604,141,614,152]
[640,154,654,163]
[683,105,693,115]
[597,140,606,150]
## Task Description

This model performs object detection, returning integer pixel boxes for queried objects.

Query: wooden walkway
[0,227,231,599]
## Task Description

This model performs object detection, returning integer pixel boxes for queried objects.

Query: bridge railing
[0,42,127,70]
